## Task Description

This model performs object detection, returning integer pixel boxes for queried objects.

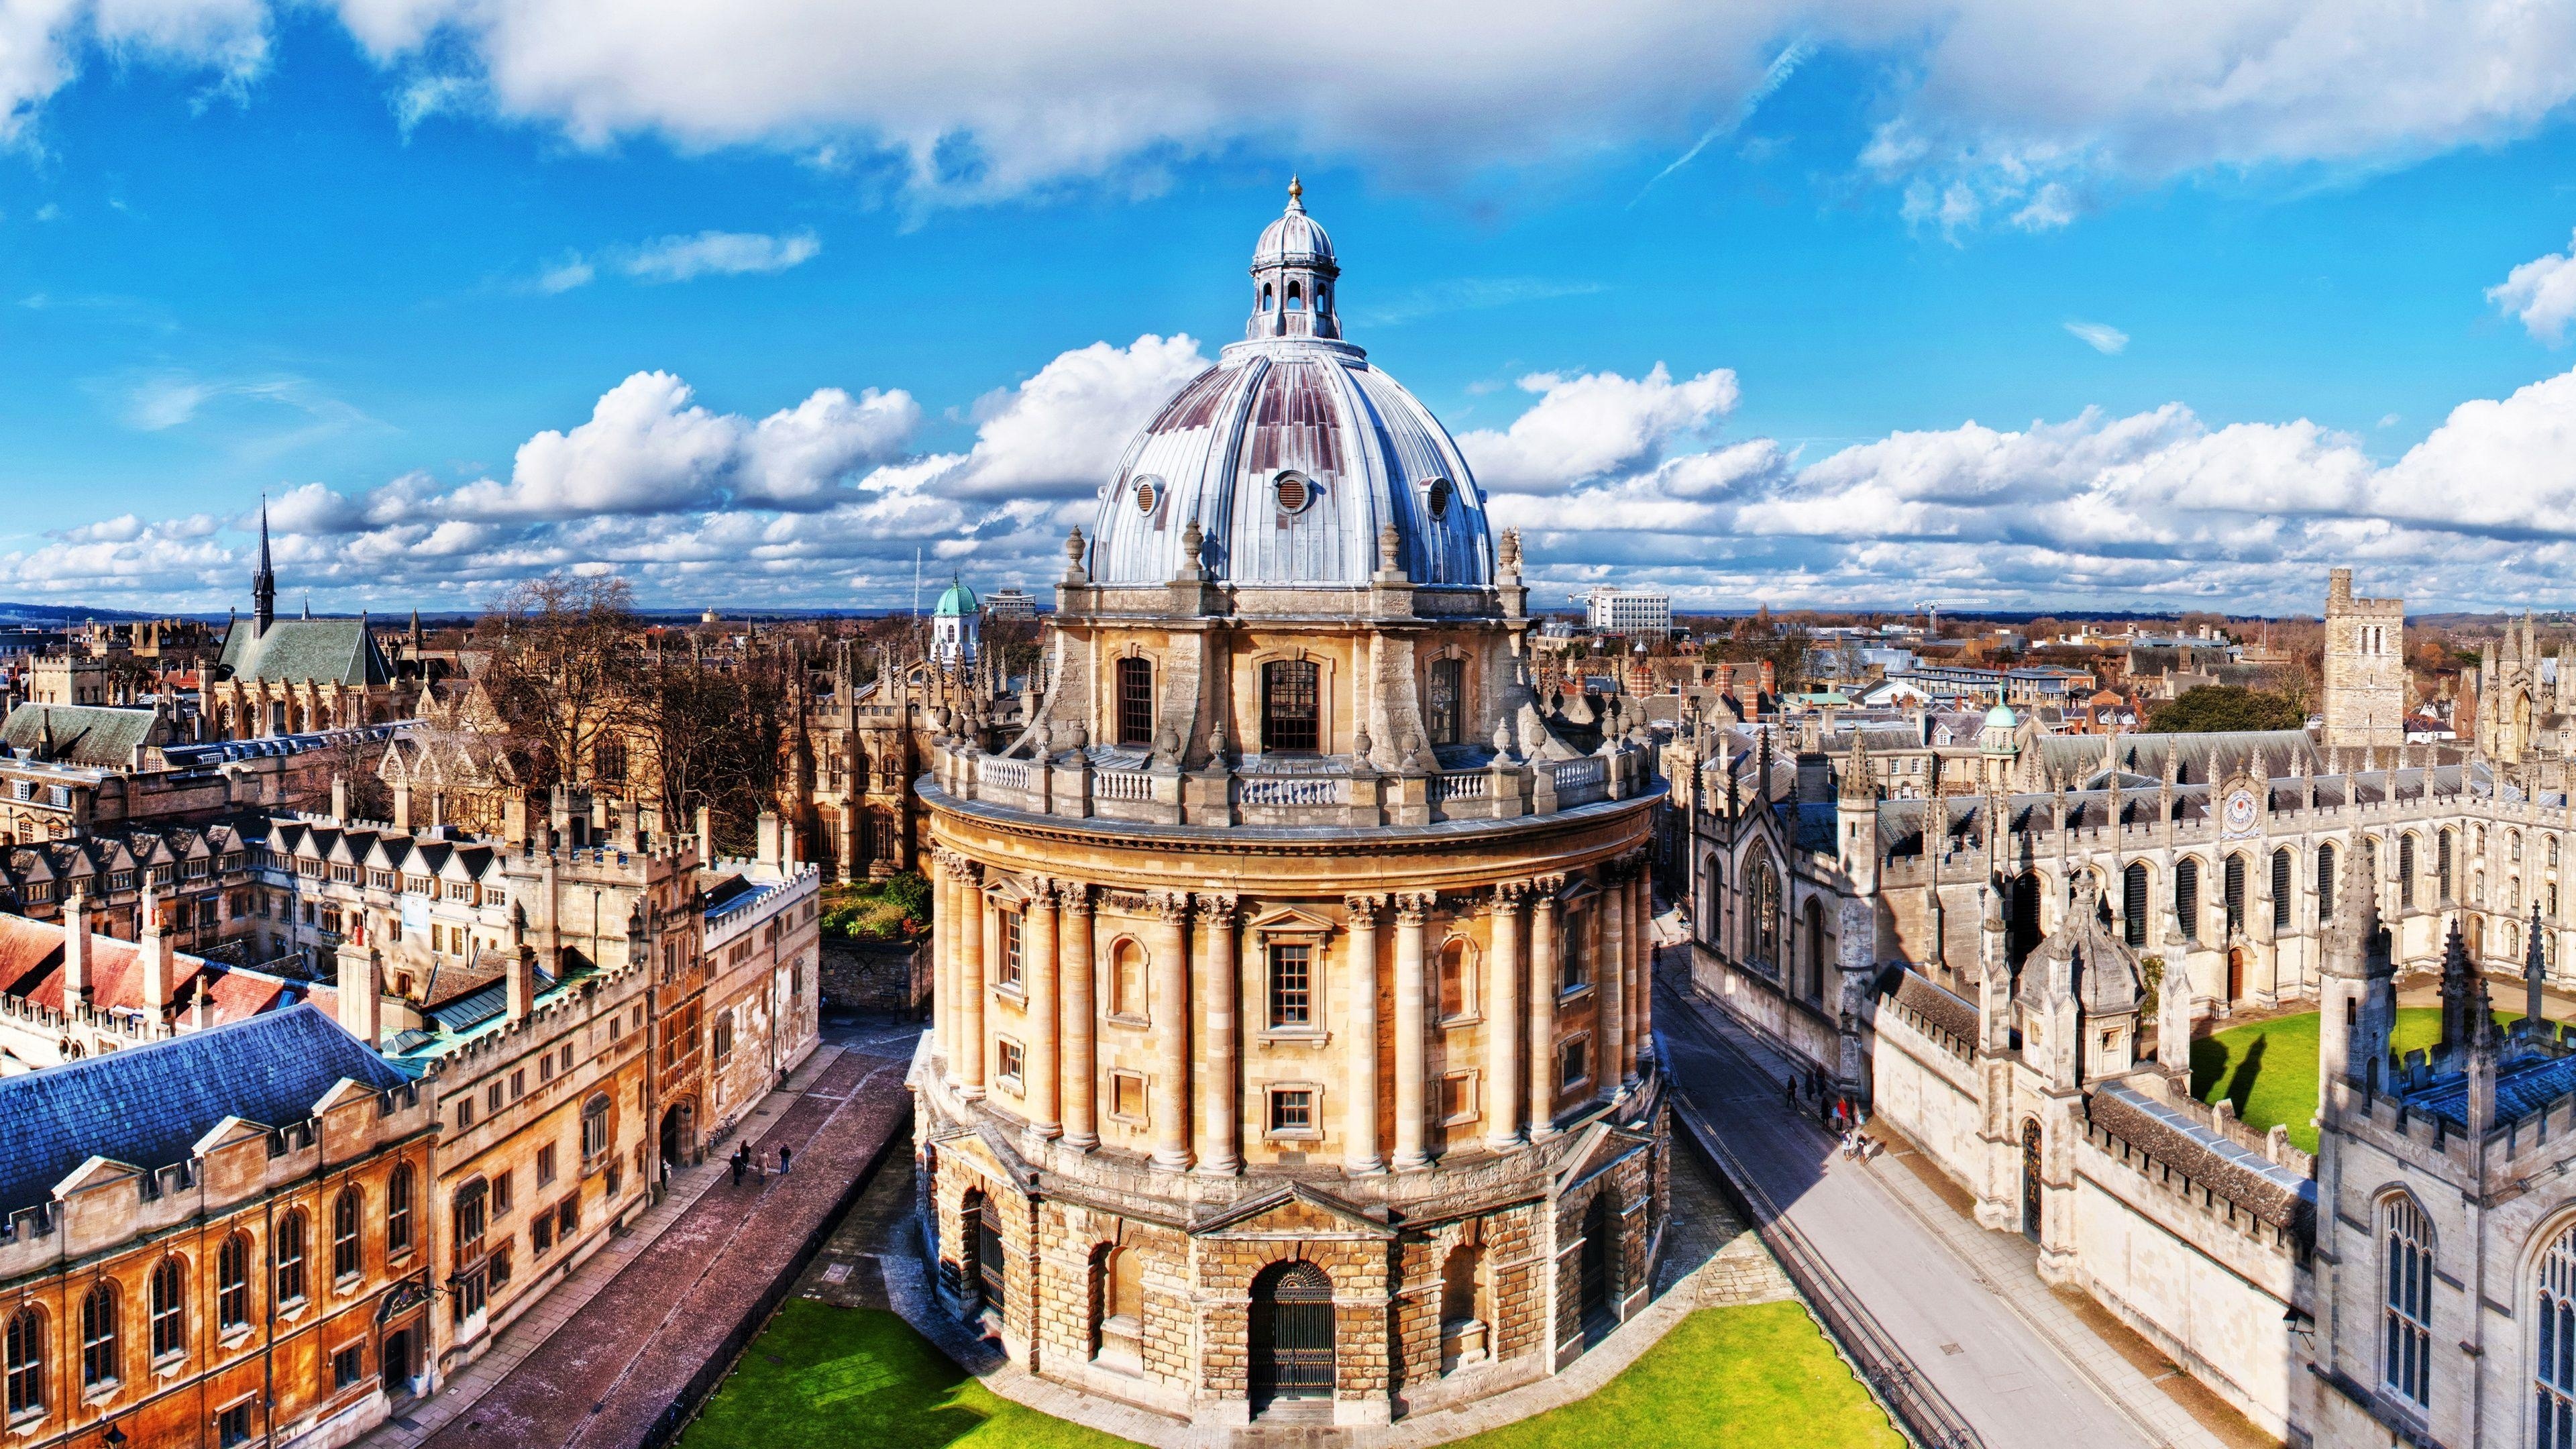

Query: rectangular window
[510,1069,525,1101]
[1261,659,1321,753]
[1115,657,1154,748]
[333,1344,364,1390]
[1426,657,1464,747]
[219,1401,254,1447]
[537,1144,558,1188]
[486,1082,504,1114]
[998,911,1024,989]
[557,1199,579,1238]
[1440,1072,1474,1123]
[1558,1037,1589,1091]
[998,1039,1024,1086]
[491,1171,513,1218]
[533,1213,555,1257]
[712,1011,734,1065]
[1110,1071,1146,1123]
[457,1099,475,1129]
[1269,1087,1314,1135]
[1268,943,1311,1028]
[1562,914,1589,991]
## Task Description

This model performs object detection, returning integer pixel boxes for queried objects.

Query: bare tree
[477,574,645,792]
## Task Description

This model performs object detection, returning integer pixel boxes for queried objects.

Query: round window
[1424,477,1454,520]
[1274,473,1311,513]
[1133,476,1161,514]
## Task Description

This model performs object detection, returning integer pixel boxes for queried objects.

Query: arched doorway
[2007,873,2042,973]
[1800,898,1826,1004]
[2020,1120,2043,1241]
[1249,1261,1335,1413]
[1578,1192,1615,1330]
[2226,948,2246,1005]
[658,1104,692,1169]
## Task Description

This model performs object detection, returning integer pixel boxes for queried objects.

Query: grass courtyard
[2190,1006,2516,1154]
[679,1297,1900,1449]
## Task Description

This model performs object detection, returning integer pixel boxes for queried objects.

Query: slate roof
[2033,729,2316,788]
[0,1002,404,1215]
[215,617,393,687]
[1,703,164,767]
[2088,1080,2314,1239]
[2406,1054,2576,1129]
[1886,969,1977,1049]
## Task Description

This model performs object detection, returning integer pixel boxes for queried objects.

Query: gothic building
[1672,566,2576,1444]
[912,185,1670,1430]
[203,506,401,740]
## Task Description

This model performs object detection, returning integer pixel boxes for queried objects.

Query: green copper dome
[933,579,977,618]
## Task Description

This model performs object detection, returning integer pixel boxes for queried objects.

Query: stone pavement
[355,1020,920,1449]
[1656,970,2245,1449]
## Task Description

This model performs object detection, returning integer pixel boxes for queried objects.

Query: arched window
[1285,280,1303,311]
[2175,857,2200,941]
[1260,282,1275,311]
[78,1283,116,1389]
[149,1256,185,1362]
[3,1307,40,1421]
[2383,1194,2434,1409]
[1748,859,1780,969]
[1800,897,1827,1004]
[2318,843,2337,920]
[217,1233,251,1330]
[2120,861,2149,947]
[1112,939,1146,1018]
[333,1187,364,1282]
[970,1190,1005,1312]
[274,1209,309,1305]
[2224,855,2247,935]
[2269,849,2291,930]
[581,1094,611,1161]
[2400,835,2418,909]
[386,1162,415,1255]
[1261,659,1321,754]
[1438,939,1470,1020]
[1426,657,1464,747]
[2441,830,2457,902]
[1114,657,1154,748]
[2515,831,2526,864]
[2540,1220,2576,1448]
[452,1183,488,1272]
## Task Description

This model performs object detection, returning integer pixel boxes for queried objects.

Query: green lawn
[682,1299,1899,1449]
[2190,1006,2516,1155]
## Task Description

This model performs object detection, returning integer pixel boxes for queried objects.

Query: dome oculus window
[1132,476,1161,515]
[1423,476,1454,520]
[1273,472,1312,514]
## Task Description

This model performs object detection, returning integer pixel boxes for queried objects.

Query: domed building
[912,182,1671,1430]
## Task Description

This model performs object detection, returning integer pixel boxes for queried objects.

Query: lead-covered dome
[1087,184,1494,592]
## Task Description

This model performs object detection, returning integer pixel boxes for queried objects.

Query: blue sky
[10,3,2576,614]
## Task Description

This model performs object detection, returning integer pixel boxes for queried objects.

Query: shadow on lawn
[2190,1032,2269,1120]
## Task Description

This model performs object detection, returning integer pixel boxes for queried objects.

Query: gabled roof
[216,617,393,688]
[1,703,165,767]
[0,913,323,1025]
[0,1003,405,1214]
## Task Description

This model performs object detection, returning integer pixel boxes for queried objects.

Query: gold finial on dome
[1288,174,1303,205]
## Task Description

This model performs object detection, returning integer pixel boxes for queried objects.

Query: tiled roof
[0,1003,405,1215]
[1886,969,1978,1047]
[215,618,392,687]
[2088,1081,2314,1237]
[1,703,164,767]
[0,913,323,1026]
[2405,1053,2576,1128]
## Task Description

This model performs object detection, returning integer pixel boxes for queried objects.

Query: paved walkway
[1654,970,2222,1449]
[356,1021,920,1449]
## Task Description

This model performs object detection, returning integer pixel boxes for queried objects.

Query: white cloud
[2063,320,2129,355]
[620,229,818,282]
[12,1,2576,217]
[1458,364,1737,492]
[2491,230,2576,345]
[941,333,1208,497]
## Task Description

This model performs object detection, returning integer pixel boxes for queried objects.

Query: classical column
[1599,869,1627,1102]
[957,859,986,1099]
[1527,880,1563,1140]
[1027,881,1062,1137]
[1194,894,1242,1175]
[1485,882,1526,1151]
[1627,867,1649,1085]
[1392,892,1434,1171]
[1059,884,1098,1148]
[1150,892,1193,1171]
[1344,895,1385,1174]
[930,851,953,1077]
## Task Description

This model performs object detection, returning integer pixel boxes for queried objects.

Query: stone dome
[1085,184,1495,593]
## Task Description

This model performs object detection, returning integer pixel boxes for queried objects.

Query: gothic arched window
[2,1306,40,1421]
[2400,835,2418,910]
[2174,857,2200,942]
[216,1233,251,1330]
[1748,859,1780,970]
[148,1256,185,1362]
[2317,843,2337,921]
[78,1283,116,1390]
[2383,1194,2434,1409]
[2123,862,2149,948]
[2540,1220,2576,1449]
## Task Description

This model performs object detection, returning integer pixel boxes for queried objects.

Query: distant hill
[0,601,189,625]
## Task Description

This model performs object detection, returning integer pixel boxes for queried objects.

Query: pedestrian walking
[730,1146,747,1187]
[779,1144,793,1176]
[1783,1075,1797,1109]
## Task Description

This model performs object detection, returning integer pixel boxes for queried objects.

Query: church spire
[252,496,277,635]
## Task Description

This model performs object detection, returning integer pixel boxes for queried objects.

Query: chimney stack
[391,778,412,833]
[62,885,89,1003]
[140,885,172,1014]
[504,796,529,849]
[757,810,783,869]
[330,773,350,822]
[506,941,537,1024]
[696,805,714,863]
[339,947,384,1049]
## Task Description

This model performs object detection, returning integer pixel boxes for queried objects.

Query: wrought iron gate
[1252,1262,1335,1401]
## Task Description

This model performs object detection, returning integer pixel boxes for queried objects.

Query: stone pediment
[191,1114,272,1157]
[53,1155,143,1199]
[1193,1181,1396,1239]
[1554,1117,1656,1196]
[1245,904,1336,936]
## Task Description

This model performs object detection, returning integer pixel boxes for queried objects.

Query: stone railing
[932,737,1660,831]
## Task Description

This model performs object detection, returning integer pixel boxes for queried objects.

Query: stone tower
[2320,566,2404,756]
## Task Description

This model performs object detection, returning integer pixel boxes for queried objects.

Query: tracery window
[78,1284,117,1389]
[274,1209,309,1305]
[2271,849,2292,930]
[2383,1194,2434,1410]
[149,1256,185,1361]
[2542,1220,2576,1449]
[386,1163,415,1255]
[2224,855,2247,935]
[2400,835,2418,910]
[3,1307,39,1421]
[2123,862,2149,948]
[333,1187,364,1281]
[1749,859,1781,969]
[2175,858,2200,941]
[216,1233,251,1330]
[2318,843,2337,921]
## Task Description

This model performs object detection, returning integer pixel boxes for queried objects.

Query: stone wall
[1871,1004,1983,1191]
[820,938,926,1014]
